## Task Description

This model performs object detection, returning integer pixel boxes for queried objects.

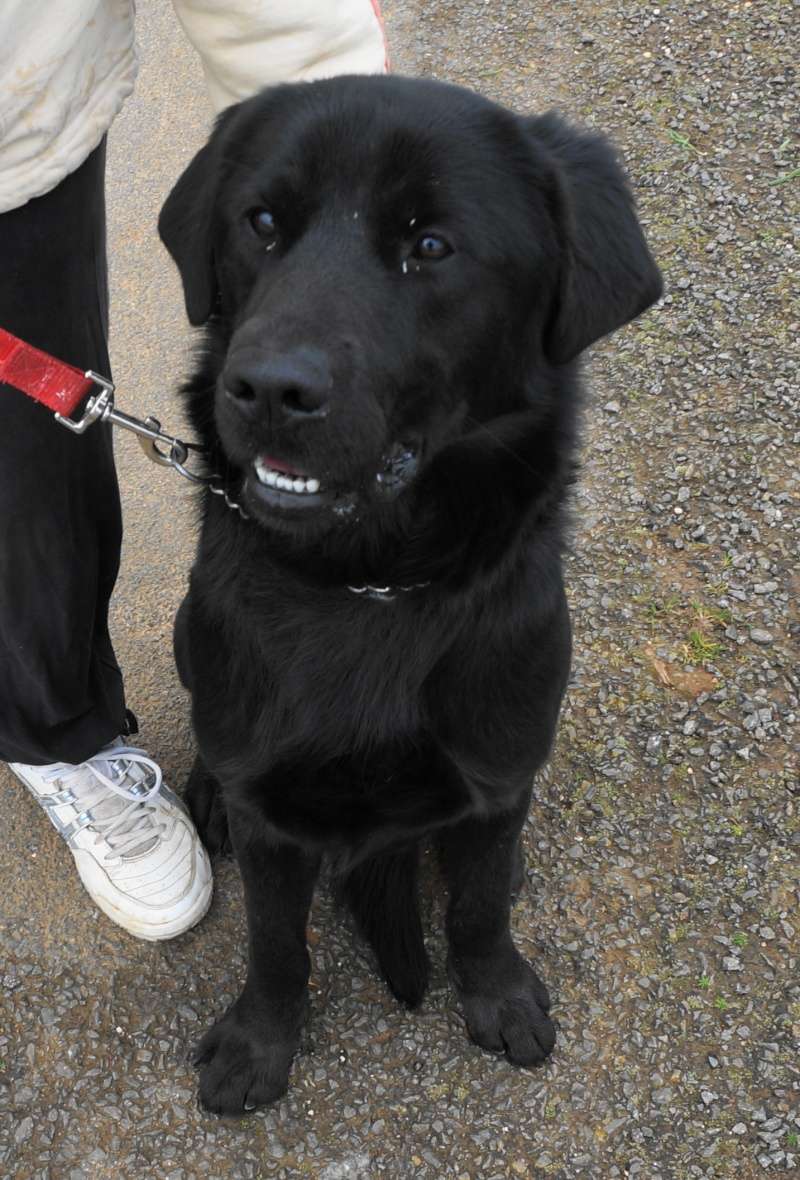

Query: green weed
[686,630,722,663]
[768,167,800,186]
[668,129,700,155]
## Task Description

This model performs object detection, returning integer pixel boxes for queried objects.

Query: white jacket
[0,0,387,214]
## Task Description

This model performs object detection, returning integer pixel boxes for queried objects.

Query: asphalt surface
[1,2,797,1178]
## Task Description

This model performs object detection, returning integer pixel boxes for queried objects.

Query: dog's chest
[198,592,481,844]
[266,599,439,744]
[253,729,476,851]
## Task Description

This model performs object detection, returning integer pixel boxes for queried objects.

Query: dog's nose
[223,349,331,422]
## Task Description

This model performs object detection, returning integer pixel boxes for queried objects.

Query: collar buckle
[347,581,430,602]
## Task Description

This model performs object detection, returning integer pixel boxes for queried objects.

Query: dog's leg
[340,844,430,1008]
[439,790,555,1066]
[183,754,231,856]
[195,810,320,1115]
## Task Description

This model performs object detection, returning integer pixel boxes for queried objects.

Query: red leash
[0,325,249,519]
[0,323,193,458]
[0,326,97,416]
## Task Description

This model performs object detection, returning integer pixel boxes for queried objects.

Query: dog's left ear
[527,112,663,364]
[159,106,239,326]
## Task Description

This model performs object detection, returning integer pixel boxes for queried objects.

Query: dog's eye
[248,208,278,242]
[411,233,452,261]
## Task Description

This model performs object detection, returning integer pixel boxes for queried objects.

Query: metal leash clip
[55,370,207,480]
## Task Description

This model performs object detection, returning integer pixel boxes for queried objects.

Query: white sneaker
[8,739,212,941]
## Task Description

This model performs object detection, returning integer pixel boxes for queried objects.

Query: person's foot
[8,739,212,940]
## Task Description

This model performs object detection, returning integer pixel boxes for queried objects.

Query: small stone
[732,1123,748,1136]
[580,31,595,44]
[723,956,743,972]
[749,628,773,645]
[759,927,776,941]
[14,1118,33,1144]
[604,400,621,413]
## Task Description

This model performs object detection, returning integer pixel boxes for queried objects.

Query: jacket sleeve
[170,0,388,113]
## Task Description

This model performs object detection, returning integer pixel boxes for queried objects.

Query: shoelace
[42,746,168,861]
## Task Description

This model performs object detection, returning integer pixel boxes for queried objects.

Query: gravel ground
[1,1,797,1178]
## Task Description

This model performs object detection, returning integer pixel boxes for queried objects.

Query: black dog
[159,74,661,1115]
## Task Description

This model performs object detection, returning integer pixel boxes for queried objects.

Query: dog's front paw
[449,949,555,1067]
[194,999,301,1115]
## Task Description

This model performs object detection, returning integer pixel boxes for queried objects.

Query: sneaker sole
[91,871,214,941]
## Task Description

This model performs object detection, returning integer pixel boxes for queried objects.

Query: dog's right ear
[158,107,238,326]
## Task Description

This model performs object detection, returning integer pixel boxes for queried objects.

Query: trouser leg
[0,141,128,764]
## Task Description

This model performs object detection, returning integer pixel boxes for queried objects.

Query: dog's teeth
[254,461,323,495]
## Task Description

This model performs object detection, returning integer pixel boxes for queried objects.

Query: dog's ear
[158,106,238,326]
[527,112,663,364]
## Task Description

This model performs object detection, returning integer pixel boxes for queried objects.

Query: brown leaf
[651,656,674,687]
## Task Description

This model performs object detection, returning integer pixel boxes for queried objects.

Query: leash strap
[0,327,95,416]
[0,323,250,519]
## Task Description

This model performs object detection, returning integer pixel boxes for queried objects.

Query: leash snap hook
[132,416,187,469]
[55,371,202,476]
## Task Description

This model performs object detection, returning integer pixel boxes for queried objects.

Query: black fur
[159,74,661,1116]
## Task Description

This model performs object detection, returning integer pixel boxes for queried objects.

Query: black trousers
[0,142,129,764]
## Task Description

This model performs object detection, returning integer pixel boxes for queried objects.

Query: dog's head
[160,75,661,539]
